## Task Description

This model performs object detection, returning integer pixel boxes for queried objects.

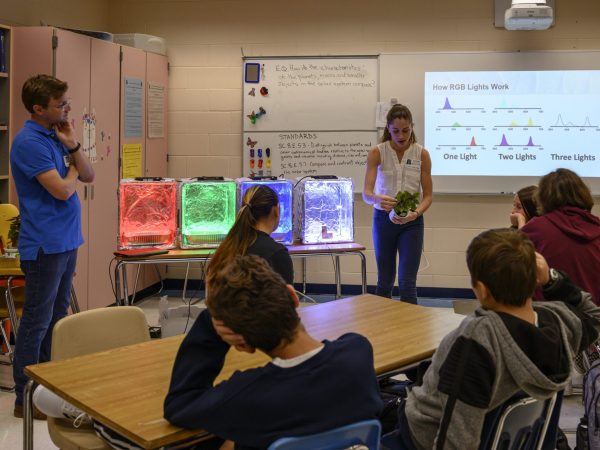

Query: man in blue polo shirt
[10,74,94,418]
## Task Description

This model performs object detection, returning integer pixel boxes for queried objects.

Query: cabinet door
[9,27,54,205]
[145,52,168,178]
[54,29,92,309]
[120,46,160,297]
[87,38,120,310]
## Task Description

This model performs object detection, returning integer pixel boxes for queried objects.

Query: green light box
[180,179,237,248]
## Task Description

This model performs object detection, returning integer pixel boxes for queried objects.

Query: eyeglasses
[48,99,71,110]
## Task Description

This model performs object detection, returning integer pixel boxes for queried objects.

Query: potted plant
[8,214,20,248]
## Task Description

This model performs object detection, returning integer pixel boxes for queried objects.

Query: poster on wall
[124,78,143,138]
[147,82,165,138]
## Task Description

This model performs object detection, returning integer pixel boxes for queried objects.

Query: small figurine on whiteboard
[247,111,257,124]
[260,86,269,96]
[255,106,267,118]
[248,87,256,96]
[247,137,257,148]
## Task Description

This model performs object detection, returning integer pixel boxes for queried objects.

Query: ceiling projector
[505,1,553,30]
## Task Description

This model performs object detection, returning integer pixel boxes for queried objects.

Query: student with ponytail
[207,185,294,285]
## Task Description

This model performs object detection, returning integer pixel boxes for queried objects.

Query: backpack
[578,359,600,450]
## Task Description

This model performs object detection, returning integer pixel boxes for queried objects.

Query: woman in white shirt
[363,104,433,303]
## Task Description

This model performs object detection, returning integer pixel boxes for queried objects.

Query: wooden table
[23,294,463,450]
[114,242,367,305]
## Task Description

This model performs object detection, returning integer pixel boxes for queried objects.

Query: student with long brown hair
[207,185,294,285]
[362,104,433,303]
[510,185,539,229]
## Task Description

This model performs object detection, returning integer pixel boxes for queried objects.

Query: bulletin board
[242,56,378,191]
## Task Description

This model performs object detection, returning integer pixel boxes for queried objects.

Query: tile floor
[0,293,584,449]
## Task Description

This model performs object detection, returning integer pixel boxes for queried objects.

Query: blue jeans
[13,248,77,406]
[372,209,424,303]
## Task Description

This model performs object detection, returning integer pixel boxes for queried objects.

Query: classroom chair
[478,391,560,450]
[381,391,560,450]
[267,419,381,450]
[0,278,24,391]
[46,306,150,450]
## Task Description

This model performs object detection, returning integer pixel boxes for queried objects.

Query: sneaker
[13,404,47,421]
[60,400,92,428]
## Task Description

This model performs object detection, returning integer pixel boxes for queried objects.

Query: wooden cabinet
[120,46,169,296]
[10,27,168,307]
[0,24,11,203]
[11,27,120,310]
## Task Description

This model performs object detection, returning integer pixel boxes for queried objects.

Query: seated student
[206,185,293,286]
[521,168,600,304]
[510,185,539,229]
[164,254,383,450]
[390,228,600,450]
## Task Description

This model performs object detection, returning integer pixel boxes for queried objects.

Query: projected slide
[425,70,600,177]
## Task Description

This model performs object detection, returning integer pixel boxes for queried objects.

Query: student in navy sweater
[164,255,383,450]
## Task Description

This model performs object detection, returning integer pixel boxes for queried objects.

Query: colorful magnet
[265,147,271,157]
[258,159,263,169]
[250,159,255,169]
[257,148,263,158]
[254,107,267,119]
[248,88,256,96]
[247,111,257,124]
[266,159,271,169]
[250,148,255,158]
[260,86,269,96]
[247,137,257,148]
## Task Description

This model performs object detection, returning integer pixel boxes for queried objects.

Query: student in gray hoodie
[393,228,600,450]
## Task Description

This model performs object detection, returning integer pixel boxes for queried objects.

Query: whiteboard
[242,131,376,190]
[243,57,377,131]
[242,56,378,191]
[380,51,600,195]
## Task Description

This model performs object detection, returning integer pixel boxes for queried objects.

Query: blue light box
[237,178,293,244]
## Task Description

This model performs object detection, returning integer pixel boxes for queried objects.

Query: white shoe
[33,385,92,427]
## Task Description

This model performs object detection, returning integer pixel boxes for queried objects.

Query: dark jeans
[372,209,424,303]
[13,248,77,405]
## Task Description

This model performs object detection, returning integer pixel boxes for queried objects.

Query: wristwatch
[545,268,560,288]
[68,142,81,154]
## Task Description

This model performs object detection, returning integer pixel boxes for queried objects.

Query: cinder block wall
[107,0,600,291]
[6,0,600,292]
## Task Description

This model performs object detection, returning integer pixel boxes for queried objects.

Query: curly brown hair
[207,255,299,353]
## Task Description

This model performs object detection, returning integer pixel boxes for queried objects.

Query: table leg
[182,263,190,301]
[302,258,307,294]
[359,251,367,294]
[114,262,122,306]
[334,255,341,299]
[23,379,34,450]
[122,263,130,306]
